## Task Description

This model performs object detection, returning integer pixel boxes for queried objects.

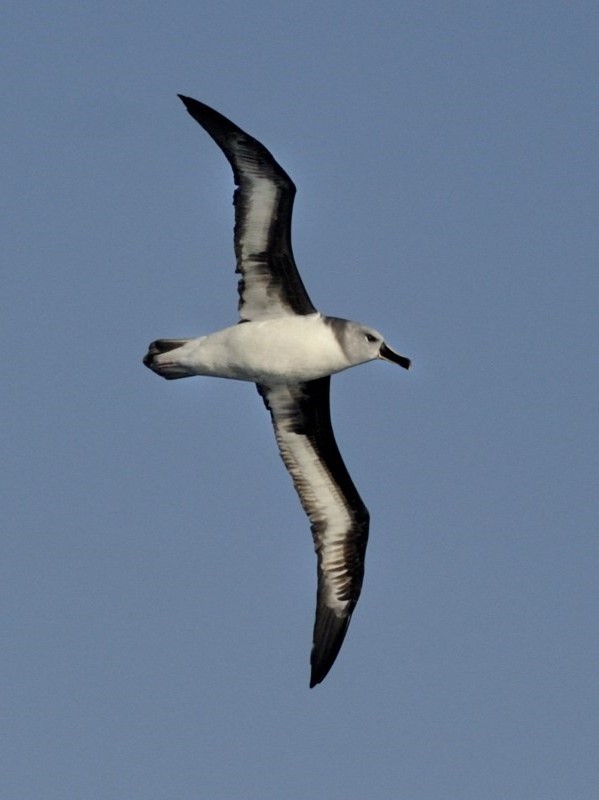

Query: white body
[158,315,354,384]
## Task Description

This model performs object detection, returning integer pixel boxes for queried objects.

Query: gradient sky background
[3,3,598,798]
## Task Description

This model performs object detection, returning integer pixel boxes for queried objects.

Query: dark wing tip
[309,605,353,688]
[177,94,231,131]
[176,93,296,186]
[177,93,200,108]
[178,94,199,114]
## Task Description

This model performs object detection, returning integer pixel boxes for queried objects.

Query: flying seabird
[143,95,411,687]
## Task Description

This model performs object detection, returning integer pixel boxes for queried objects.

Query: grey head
[325,317,411,370]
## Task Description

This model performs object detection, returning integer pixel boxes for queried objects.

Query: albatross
[143,95,411,687]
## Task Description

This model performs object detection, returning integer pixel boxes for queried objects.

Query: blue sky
[3,2,598,798]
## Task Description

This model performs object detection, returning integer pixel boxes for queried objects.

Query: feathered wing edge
[178,95,316,320]
[257,378,370,687]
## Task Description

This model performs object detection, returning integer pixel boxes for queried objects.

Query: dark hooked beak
[379,342,411,370]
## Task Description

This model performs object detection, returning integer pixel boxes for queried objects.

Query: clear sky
[3,2,598,798]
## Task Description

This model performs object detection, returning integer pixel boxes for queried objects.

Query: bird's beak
[379,342,411,370]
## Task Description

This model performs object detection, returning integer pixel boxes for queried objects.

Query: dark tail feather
[143,338,192,380]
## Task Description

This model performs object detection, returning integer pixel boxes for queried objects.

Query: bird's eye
[364,333,378,343]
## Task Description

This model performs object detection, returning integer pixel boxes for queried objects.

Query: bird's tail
[143,339,193,380]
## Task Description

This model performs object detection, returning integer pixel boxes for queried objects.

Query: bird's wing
[257,378,370,687]
[178,95,316,321]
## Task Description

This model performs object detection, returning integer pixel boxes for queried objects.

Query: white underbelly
[181,316,349,383]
